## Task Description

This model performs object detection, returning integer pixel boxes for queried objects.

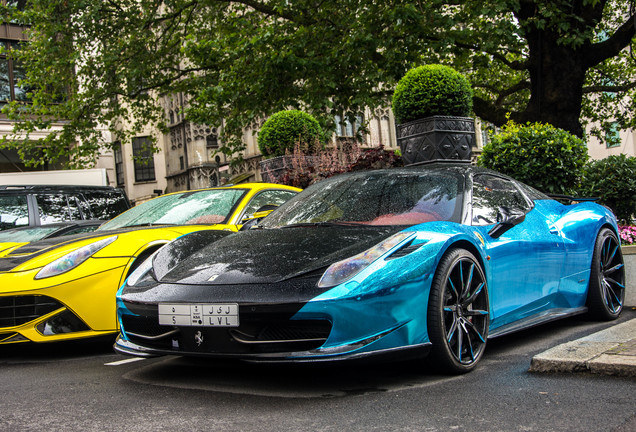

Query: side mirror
[488,206,526,239]
[239,205,278,230]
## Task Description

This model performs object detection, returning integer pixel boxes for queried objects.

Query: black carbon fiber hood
[152,225,403,285]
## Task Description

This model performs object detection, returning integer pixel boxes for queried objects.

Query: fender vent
[387,241,422,260]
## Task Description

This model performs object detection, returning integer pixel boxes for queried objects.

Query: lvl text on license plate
[158,304,239,327]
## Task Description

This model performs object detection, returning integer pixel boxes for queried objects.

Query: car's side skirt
[488,307,588,339]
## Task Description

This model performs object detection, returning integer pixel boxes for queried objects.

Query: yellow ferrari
[0,183,300,344]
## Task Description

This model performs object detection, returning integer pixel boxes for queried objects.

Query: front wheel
[587,228,625,320]
[427,248,489,374]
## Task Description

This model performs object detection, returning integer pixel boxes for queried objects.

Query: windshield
[260,169,463,227]
[0,226,60,243]
[98,189,247,231]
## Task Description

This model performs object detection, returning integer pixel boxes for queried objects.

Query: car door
[471,174,565,328]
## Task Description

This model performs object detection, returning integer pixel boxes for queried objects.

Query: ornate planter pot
[396,115,475,165]
[622,245,636,307]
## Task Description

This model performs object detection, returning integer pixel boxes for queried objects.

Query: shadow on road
[0,335,116,361]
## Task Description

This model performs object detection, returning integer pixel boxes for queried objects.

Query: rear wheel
[587,228,625,320]
[427,248,489,374]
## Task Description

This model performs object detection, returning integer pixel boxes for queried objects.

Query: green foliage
[0,1,634,167]
[392,65,473,124]
[580,154,636,223]
[257,110,323,158]
[478,121,588,195]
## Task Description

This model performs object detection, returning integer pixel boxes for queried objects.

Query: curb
[529,318,636,377]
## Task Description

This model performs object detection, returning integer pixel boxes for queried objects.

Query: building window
[605,122,620,148]
[0,40,32,105]
[113,142,125,186]
[132,137,156,182]
[206,130,219,149]
[334,114,363,137]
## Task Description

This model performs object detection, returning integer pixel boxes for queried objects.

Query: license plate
[158,303,239,327]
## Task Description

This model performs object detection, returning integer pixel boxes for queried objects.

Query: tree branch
[585,11,636,68]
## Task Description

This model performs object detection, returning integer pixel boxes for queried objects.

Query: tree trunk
[520,31,587,137]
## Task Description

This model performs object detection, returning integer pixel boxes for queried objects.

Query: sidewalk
[529,317,636,377]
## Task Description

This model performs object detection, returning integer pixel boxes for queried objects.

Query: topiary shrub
[478,121,588,195]
[392,64,473,124]
[258,110,323,158]
[579,154,636,223]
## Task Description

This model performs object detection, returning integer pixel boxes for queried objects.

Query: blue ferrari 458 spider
[115,162,625,373]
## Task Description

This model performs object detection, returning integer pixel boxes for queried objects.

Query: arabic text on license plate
[158,304,239,327]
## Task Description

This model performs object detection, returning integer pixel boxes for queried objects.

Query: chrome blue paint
[291,198,620,359]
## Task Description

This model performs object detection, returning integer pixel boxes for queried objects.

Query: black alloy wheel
[587,228,625,320]
[428,248,489,374]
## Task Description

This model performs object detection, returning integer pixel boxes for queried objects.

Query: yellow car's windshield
[98,189,248,231]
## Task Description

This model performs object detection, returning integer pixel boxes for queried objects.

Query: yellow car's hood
[0,242,29,257]
[0,225,222,273]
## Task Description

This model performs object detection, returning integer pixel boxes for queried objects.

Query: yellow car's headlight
[317,232,415,288]
[35,236,118,280]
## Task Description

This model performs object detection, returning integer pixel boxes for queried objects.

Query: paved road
[1,309,635,432]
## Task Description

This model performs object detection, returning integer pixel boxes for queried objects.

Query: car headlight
[318,232,415,288]
[126,250,159,287]
[35,236,118,280]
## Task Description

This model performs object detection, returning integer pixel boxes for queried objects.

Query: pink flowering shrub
[619,225,636,245]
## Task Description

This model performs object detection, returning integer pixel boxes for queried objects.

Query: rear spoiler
[547,194,599,204]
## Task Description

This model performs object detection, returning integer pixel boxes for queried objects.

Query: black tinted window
[472,175,530,226]
[0,194,29,230]
[36,194,79,223]
[81,190,130,220]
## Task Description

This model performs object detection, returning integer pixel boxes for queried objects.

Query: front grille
[237,321,331,343]
[121,315,176,338]
[122,312,332,354]
[0,295,63,328]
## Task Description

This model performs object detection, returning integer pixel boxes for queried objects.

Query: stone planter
[622,245,636,307]
[259,155,317,184]
[396,115,475,165]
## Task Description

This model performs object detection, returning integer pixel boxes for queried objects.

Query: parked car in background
[0,183,300,345]
[115,163,624,373]
[0,220,104,255]
[0,185,130,231]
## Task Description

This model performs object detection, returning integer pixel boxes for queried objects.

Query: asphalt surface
[2,310,635,431]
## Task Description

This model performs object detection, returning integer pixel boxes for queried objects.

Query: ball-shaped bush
[258,110,323,158]
[478,121,588,195]
[580,154,636,223]
[392,64,473,124]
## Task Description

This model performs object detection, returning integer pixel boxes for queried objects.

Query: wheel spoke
[464,319,487,343]
[459,321,475,362]
[463,263,474,300]
[463,282,485,307]
[605,243,619,268]
[464,308,488,317]
[604,263,624,275]
[447,275,458,298]
[602,282,617,314]
[446,316,458,343]
[604,276,625,289]
[607,287,623,308]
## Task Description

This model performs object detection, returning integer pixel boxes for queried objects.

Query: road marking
[105,357,146,366]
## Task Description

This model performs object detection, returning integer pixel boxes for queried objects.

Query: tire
[427,248,489,374]
[586,228,625,320]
